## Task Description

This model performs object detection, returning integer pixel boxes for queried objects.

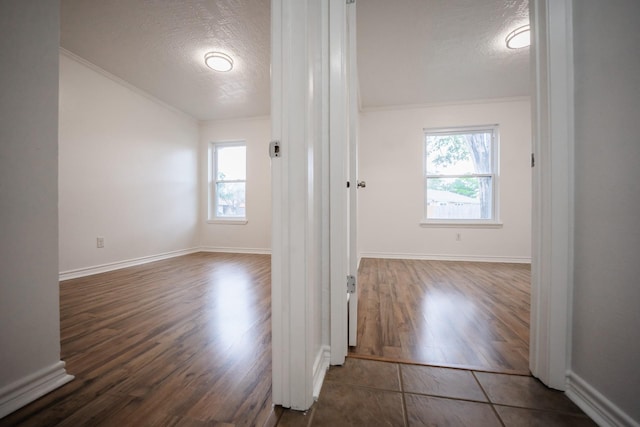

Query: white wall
[58,52,200,275]
[0,2,72,417]
[199,117,271,253]
[358,98,532,262]
[571,0,640,423]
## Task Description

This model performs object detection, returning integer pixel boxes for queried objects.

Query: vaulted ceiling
[60,0,529,121]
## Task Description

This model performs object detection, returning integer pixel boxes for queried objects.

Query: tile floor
[275,358,596,427]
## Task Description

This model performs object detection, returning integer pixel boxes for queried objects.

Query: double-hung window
[209,142,246,221]
[423,126,498,224]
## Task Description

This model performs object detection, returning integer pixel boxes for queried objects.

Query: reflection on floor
[276,358,596,427]
[0,253,276,427]
[351,259,531,374]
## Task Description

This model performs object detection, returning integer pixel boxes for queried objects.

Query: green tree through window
[210,143,246,219]
[425,128,496,221]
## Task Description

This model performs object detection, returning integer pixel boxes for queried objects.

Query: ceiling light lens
[506,25,530,49]
[205,52,233,72]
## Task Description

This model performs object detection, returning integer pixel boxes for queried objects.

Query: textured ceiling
[60,0,529,121]
[61,0,271,121]
[357,0,530,109]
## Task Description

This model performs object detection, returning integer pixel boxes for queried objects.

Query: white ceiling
[61,0,271,121]
[60,0,530,121]
[357,0,530,109]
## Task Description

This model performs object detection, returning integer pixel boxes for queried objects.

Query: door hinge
[269,140,281,158]
[347,0,355,4]
[531,153,535,167]
[347,275,356,293]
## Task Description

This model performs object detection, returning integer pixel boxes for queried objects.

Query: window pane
[426,131,493,175]
[216,182,246,217]
[426,177,492,219]
[217,146,246,181]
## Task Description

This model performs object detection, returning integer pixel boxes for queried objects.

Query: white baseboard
[566,371,639,427]
[358,252,531,264]
[199,246,272,255]
[59,247,200,280]
[59,247,271,281]
[312,346,331,400]
[0,361,74,418]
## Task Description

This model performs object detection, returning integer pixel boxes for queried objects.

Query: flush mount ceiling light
[505,25,531,49]
[205,52,233,72]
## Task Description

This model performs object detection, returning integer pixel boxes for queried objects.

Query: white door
[347,1,359,347]
[329,0,353,365]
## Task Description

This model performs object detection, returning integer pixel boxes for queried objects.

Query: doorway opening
[347,1,534,376]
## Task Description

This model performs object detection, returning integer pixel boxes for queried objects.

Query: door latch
[269,140,281,158]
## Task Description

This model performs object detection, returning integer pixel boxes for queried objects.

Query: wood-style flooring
[2,253,532,425]
[1,252,278,427]
[349,258,531,375]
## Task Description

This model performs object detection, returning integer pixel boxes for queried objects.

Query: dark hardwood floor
[1,252,279,427]
[349,258,531,375]
[2,253,532,425]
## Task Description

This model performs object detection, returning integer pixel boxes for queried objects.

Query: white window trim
[207,219,249,225]
[422,125,500,227]
[208,141,247,223]
[419,220,503,228]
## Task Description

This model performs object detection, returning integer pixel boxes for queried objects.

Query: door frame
[529,0,574,391]
[272,0,576,409]
[271,0,327,410]
[326,0,576,390]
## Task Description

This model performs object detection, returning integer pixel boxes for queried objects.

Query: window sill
[207,219,248,225]
[420,221,503,229]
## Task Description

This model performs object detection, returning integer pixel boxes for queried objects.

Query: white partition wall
[0,2,73,417]
[568,1,640,425]
[358,98,532,263]
[270,0,331,411]
[58,52,199,278]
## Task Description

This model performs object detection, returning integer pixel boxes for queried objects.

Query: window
[424,126,498,224]
[209,142,246,221]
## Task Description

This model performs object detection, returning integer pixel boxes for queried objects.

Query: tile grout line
[348,349,532,376]
[471,371,493,403]
[306,406,316,427]
[470,370,593,418]
[490,402,596,417]
[323,379,405,394]
[472,370,506,427]
[401,391,497,406]
[397,363,410,427]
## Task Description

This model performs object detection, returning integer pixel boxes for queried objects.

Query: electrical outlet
[97,237,104,248]
[456,233,461,241]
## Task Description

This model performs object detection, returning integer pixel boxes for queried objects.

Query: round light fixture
[505,25,531,49]
[205,52,233,72]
